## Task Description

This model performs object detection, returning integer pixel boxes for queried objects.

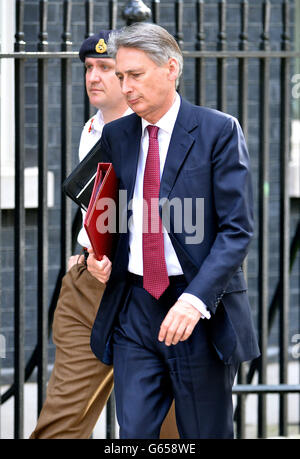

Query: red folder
[84,163,118,260]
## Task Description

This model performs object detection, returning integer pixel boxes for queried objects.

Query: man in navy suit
[90,22,260,439]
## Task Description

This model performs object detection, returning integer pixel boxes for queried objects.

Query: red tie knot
[147,125,159,139]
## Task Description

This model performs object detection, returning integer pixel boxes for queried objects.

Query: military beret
[79,30,112,62]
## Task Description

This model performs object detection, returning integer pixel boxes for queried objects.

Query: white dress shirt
[128,93,210,319]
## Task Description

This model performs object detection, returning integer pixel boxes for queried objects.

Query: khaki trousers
[30,262,179,439]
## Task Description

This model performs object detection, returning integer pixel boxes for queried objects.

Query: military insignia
[95,38,107,54]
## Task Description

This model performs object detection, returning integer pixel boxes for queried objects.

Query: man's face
[115,47,178,124]
[85,57,125,110]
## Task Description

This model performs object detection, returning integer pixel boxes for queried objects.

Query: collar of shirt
[91,109,105,133]
[90,106,133,133]
[139,92,181,178]
[141,92,181,139]
[123,107,134,117]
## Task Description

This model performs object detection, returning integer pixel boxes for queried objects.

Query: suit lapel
[159,98,198,201]
[120,99,198,203]
[121,113,142,202]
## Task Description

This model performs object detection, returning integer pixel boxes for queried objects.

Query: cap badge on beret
[95,38,107,54]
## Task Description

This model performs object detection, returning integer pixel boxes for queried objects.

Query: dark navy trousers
[112,276,238,439]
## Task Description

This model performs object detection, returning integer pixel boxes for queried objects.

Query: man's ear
[167,57,180,83]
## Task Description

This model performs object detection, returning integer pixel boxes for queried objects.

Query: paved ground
[1,361,299,439]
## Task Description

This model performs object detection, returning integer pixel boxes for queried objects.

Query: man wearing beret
[30,30,178,439]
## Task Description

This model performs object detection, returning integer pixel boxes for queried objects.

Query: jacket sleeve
[183,116,254,314]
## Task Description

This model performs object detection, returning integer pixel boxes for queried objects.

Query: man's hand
[158,300,201,346]
[86,248,112,284]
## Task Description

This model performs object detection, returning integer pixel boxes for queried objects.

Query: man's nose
[90,68,102,82]
[121,77,132,94]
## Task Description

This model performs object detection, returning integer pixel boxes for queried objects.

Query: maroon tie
[142,125,170,299]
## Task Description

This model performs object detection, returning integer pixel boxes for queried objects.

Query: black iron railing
[0,0,299,440]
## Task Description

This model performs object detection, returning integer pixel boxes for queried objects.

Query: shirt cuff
[179,293,211,319]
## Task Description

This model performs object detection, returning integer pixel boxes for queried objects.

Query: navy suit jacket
[90,97,260,365]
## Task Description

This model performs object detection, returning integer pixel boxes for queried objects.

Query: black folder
[62,140,102,211]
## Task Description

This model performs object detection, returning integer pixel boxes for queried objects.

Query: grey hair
[107,23,183,88]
